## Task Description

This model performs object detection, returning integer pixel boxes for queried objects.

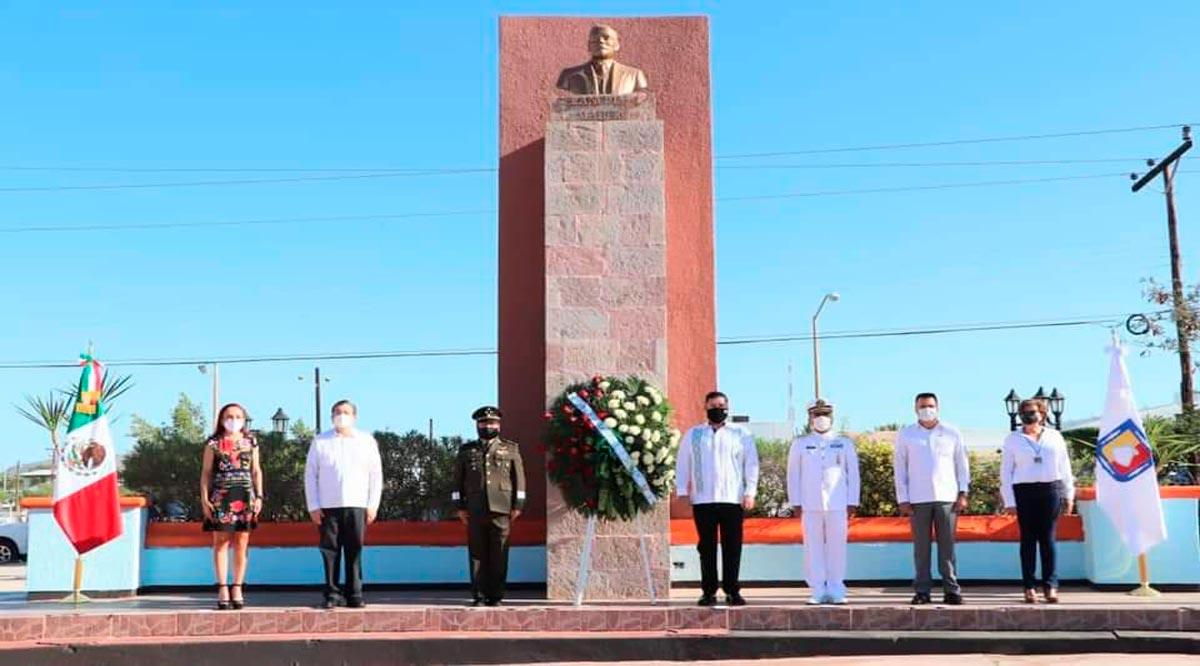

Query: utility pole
[314,367,323,432]
[1133,125,1194,413]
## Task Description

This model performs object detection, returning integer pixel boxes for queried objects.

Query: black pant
[468,511,512,601]
[1014,482,1061,590]
[692,502,744,596]
[318,507,366,601]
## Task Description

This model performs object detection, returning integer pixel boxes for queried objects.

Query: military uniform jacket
[786,432,861,512]
[453,438,526,515]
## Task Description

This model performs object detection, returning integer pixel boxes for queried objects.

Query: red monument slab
[498,16,715,597]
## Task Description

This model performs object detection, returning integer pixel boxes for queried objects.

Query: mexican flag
[53,356,122,554]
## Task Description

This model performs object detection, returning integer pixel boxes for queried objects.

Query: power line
[720,171,1132,202]
[0,156,1147,176]
[0,122,1190,180]
[0,209,494,234]
[0,168,493,193]
[0,313,1150,370]
[716,122,1197,160]
[719,157,1148,170]
[6,170,1196,235]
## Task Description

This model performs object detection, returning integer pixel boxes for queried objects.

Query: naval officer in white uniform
[787,399,860,605]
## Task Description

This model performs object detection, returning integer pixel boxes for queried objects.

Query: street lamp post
[811,292,839,400]
[1004,389,1021,431]
[198,363,220,426]
[271,408,290,436]
[1004,387,1066,430]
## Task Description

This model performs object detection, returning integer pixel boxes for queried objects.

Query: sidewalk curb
[0,630,1196,665]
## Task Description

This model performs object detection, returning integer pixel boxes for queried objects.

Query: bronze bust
[557,25,648,95]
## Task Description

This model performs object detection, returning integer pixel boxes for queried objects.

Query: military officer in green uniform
[453,406,526,607]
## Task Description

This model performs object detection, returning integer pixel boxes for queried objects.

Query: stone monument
[498,17,715,600]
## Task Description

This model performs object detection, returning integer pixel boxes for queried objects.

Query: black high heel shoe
[216,584,231,611]
[231,584,246,610]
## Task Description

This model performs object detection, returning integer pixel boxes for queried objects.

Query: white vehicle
[0,519,27,564]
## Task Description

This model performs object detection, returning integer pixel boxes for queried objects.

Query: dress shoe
[697,594,718,607]
[347,597,366,609]
[322,597,339,610]
[726,593,747,606]
[806,595,823,605]
[910,592,932,605]
[943,592,963,606]
[484,598,501,607]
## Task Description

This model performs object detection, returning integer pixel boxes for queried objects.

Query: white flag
[1095,341,1166,556]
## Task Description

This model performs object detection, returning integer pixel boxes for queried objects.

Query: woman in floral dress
[200,403,263,610]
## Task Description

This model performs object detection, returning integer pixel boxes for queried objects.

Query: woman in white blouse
[1000,398,1075,604]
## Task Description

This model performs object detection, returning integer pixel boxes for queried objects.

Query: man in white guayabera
[894,392,970,606]
[304,399,383,610]
[675,391,760,607]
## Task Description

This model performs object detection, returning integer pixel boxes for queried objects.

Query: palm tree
[14,372,135,475]
[15,392,72,466]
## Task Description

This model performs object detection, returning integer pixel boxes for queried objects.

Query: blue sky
[1,1,1198,469]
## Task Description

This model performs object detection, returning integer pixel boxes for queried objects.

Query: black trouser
[692,502,744,597]
[1014,482,1061,590]
[318,507,366,601]
[468,511,512,601]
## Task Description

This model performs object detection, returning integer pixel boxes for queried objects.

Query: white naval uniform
[787,432,861,600]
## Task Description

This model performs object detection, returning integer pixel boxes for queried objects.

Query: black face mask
[477,426,501,440]
[706,407,728,424]
[1019,411,1041,425]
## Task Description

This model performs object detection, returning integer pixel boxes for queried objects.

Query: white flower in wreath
[646,463,656,474]
[623,401,637,411]
[651,393,663,405]
[628,425,642,436]
[614,409,628,419]
[636,395,651,406]
[611,390,626,400]
[641,451,655,465]
[663,455,675,467]
[625,436,635,445]
[607,399,620,410]
[618,424,630,434]
[599,381,611,390]
[655,448,668,463]
[603,417,618,428]
[651,412,663,423]
[634,414,646,425]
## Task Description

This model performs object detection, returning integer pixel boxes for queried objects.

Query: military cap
[806,399,835,415]
[472,405,503,421]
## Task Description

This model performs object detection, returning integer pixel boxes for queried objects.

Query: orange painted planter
[20,496,147,509]
[668,515,1084,546]
[145,519,548,548]
[1075,485,1200,500]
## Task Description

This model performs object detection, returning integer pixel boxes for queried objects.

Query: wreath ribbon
[567,393,657,505]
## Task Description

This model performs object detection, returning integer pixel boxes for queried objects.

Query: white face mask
[333,414,355,430]
[223,418,245,434]
[917,407,938,423]
[811,416,832,433]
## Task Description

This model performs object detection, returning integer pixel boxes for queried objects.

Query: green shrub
[748,436,1006,517]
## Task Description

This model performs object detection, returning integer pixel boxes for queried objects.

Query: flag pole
[1129,553,1161,597]
[61,553,91,604]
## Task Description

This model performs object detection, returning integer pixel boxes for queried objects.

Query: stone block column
[544,95,669,600]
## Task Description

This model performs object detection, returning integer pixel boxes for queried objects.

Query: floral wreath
[544,375,680,521]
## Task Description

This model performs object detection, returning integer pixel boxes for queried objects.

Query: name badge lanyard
[1024,433,1046,464]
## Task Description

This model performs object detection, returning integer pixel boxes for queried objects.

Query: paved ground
[521,659,1200,666]
[0,564,23,593]
[2,582,1195,615]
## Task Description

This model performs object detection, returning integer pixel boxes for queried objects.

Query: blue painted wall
[1080,497,1200,585]
[669,541,1087,583]
[23,498,1199,591]
[25,507,143,593]
[140,545,546,586]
